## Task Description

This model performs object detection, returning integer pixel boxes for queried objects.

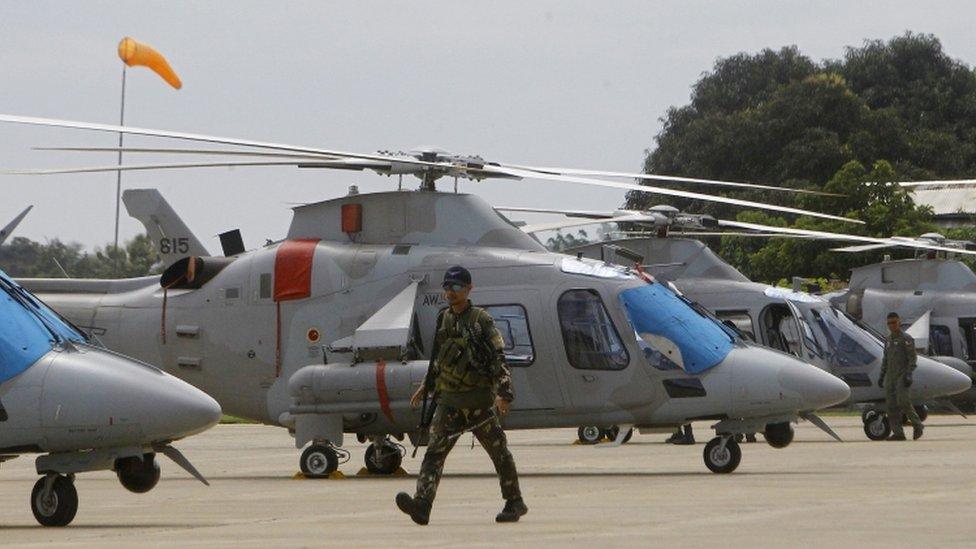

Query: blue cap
[443,265,472,286]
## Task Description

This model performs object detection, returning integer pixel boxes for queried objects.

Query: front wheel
[863,412,891,441]
[365,443,403,475]
[604,425,634,444]
[31,475,78,527]
[300,445,339,478]
[577,426,603,445]
[703,437,741,474]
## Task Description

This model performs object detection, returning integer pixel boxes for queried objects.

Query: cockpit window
[930,325,953,356]
[0,269,87,384]
[558,289,630,370]
[807,306,881,369]
[483,305,535,367]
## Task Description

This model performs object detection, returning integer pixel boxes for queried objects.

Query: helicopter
[824,233,976,411]
[496,206,973,441]
[0,114,857,475]
[0,266,220,527]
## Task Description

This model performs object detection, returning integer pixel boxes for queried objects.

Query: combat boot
[913,424,924,440]
[395,492,431,525]
[496,497,528,523]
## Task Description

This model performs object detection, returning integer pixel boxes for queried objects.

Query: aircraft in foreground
[499,206,972,440]
[0,114,859,475]
[0,267,221,526]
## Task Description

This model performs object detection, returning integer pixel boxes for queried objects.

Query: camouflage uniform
[414,301,520,504]
[881,330,921,437]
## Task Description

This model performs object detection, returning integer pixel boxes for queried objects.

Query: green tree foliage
[0,234,161,278]
[628,32,975,282]
[545,229,591,251]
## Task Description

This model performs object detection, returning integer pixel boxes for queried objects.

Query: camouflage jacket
[882,330,917,376]
[429,301,514,408]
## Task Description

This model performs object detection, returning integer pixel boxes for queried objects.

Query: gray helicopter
[0,115,857,475]
[0,265,220,527]
[499,207,973,441]
[825,233,976,410]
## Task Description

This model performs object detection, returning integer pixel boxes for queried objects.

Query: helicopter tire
[300,444,339,478]
[915,405,929,423]
[31,475,78,527]
[365,442,403,475]
[577,426,603,445]
[863,412,891,441]
[604,425,634,444]
[703,437,741,474]
[764,422,794,449]
[116,453,161,493]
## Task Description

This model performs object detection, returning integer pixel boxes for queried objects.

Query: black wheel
[604,426,634,444]
[703,437,741,474]
[365,443,403,475]
[764,422,794,449]
[863,412,891,441]
[915,405,929,423]
[577,426,603,445]
[31,476,78,527]
[116,454,161,493]
[300,444,339,478]
[734,433,744,443]
[860,409,874,424]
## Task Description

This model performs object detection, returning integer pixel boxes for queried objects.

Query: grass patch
[220,414,259,424]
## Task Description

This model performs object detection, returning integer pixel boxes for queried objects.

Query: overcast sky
[2,1,976,252]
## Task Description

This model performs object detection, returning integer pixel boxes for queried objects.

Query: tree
[627,32,972,282]
[0,234,162,278]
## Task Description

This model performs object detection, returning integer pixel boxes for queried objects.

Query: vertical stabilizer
[123,189,209,267]
[0,205,32,246]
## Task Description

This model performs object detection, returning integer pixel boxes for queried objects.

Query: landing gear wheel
[764,422,794,449]
[577,426,603,445]
[300,444,339,478]
[915,405,929,423]
[860,409,875,424]
[365,443,404,475]
[31,475,78,527]
[704,437,741,474]
[116,453,161,493]
[863,412,891,441]
[604,425,634,444]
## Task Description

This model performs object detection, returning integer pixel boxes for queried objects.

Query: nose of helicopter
[44,348,222,444]
[728,346,851,417]
[911,356,972,399]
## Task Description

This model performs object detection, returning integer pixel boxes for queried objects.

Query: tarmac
[1,416,975,548]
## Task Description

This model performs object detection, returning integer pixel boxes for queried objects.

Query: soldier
[879,312,924,440]
[396,265,526,525]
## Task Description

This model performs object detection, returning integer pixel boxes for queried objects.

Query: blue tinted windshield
[619,284,733,374]
[0,269,86,383]
[804,305,881,369]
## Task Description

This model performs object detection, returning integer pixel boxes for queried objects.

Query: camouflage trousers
[415,404,521,504]
[885,373,921,437]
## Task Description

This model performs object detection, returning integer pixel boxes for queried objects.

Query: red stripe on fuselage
[375,359,395,424]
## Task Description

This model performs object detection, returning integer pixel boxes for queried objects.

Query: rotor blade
[800,412,843,442]
[484,165,863,225]
[1,161,330,175]
[0,205,32,245]
[519,213,653,233]
[618,231,815,239]
[0,114,453,172]
[829,243,896,253]
[496,206,617,219]
[158,445,209,486]
[35,146,341,160]
[899,179,976,187]
[506,163,843,196]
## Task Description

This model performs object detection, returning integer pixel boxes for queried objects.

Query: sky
[2,1,976,252]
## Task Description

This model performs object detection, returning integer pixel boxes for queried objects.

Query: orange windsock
[117,37,182,89]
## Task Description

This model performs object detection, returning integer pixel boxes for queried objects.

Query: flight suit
[881,330,921,437]
[414,301,521,505]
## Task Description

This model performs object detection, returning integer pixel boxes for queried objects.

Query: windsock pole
[113,65,127,258]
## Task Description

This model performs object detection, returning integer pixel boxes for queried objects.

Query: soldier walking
[879,312,924,440]
[396,265,527,525]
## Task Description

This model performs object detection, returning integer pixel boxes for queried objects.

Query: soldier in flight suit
[879,312,924,440]
[396,266,526,525]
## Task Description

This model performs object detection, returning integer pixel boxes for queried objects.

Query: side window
[557,289,630,370]
[483,305,535,367]
[716,311,755,342]
[930,325,953,356]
